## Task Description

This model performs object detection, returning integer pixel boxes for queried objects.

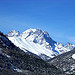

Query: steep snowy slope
[8,28,75,60]
[8,36,56,60]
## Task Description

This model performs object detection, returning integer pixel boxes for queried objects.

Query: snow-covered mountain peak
[22,28,43,33]
[30,28,36,32]
[8,28,75,60]
[20,28,56,48]
[8,30,20,37]
[65,42,72,46]
[64,42,75,50]
[23,28,36,33]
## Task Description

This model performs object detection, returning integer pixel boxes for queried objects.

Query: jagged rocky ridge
[0,31,63,75]
[48,48,75,74]
[8,28,75,60]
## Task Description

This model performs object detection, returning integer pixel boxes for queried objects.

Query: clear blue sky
[0,0,75,44]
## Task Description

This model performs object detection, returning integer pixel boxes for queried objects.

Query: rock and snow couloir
[8,28,75,60]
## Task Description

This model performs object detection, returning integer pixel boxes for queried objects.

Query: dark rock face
[0,31,63,75]
[0,32,16,49]
[48,48,75,74]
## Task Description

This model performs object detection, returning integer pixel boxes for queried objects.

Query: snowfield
[8,36,55,58]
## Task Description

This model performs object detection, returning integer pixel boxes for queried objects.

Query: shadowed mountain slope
[48,47,75,74]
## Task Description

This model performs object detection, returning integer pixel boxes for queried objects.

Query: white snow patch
[30,28,36,32]
[14,68,22,72]
[10,63,22,73]
[5,54,10,58]
[0,48,10,58]
[72,54,75,59]
[71,64,75,71]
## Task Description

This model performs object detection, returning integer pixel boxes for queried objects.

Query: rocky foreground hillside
[0,31,63,75]
[48,47,75,74]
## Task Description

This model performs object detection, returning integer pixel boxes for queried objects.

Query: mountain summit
[20,28,56,48]
[8,28,75,60]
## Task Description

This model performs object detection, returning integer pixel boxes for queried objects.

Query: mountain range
[0,31,63,75]
[0,28,75,75]
[8,28,75,60]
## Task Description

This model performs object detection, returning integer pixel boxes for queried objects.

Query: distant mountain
[8,30,20,37]
[48,47,75,74]
[0,31,63,75]
[8,28,75,60]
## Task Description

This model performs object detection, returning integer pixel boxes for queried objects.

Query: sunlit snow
[14,68,22,72]
[8,28,75,60]
[8,36,55,58]
[72,54,75,59]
